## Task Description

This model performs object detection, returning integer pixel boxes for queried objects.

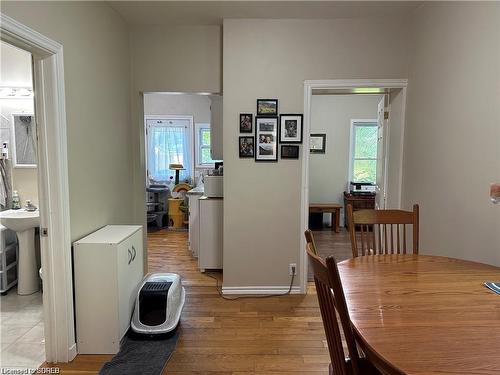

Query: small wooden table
[309,203,342,233]
[338,255,500,374]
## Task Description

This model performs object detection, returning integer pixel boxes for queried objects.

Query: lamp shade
[169,163,185,170]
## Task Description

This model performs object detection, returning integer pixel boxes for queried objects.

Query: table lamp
[169,163,184,185]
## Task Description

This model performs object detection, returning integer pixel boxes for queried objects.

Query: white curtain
[147,119,191,183]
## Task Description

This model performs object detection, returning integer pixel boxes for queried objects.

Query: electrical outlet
[289,263,297,276]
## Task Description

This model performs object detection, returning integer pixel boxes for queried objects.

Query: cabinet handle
[132,246,136,261]
[128,248,133,265]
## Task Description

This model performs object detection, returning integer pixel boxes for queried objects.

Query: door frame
[1,14,76,362]
[300,79,408,293]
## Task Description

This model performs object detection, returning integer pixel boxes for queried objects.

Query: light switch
[490,183,500,204]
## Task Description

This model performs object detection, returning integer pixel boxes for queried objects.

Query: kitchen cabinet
[73,225,144,354]
[198,197,223,271]
[187,187,204,257]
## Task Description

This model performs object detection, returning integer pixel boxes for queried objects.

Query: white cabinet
[198,197,223,271]
[73,225,144,354]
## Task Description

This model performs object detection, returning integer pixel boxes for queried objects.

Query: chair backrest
[304,229,318,255]
[306,241,361,375]
[347,204,419,258]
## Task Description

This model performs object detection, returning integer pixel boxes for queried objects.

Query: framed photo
[239,113,253,133]
[279,114,303,143]
[310,133,326,154]
[255,116,278,161]
[239,136,255,158]
[257,99,278,116]
[281,145,299,159]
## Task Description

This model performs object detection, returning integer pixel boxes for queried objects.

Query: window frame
[144,114,194,184]
[349,119,378,184]
[195,122,217,169]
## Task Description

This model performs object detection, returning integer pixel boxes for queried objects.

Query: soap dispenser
[12,190,21,210]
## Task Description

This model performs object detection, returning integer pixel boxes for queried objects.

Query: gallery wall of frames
[238,99,306,162]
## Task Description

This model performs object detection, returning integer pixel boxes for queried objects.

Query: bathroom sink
[0,209,40,232]
[0,209,40,295]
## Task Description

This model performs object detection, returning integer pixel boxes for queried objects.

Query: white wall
[2,1,134,241]
[0,41,32,87]
[223,18,411,290]
[309,94,380,225]
[0,41,38,206]
[403,2,500,266]
[144,93,211,123]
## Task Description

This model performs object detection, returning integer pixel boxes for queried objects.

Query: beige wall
[129,25,222,231]
[403,3,500,266]
[309,94,380,225]
[223,18,411,289]
[2,1,134,241]
[130,25,221,94]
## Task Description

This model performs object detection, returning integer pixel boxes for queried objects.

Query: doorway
[300,80,408,292]
[1,14,75,364]
[0,40,45,369]
[142,92,222,284]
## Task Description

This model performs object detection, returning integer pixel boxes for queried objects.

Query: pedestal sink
[0,209,40,295]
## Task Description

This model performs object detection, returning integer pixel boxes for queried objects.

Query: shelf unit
[0,225,18,294]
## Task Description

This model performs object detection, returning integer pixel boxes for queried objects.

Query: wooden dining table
[337,255,500,375]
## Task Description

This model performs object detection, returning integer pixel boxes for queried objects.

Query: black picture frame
[256,99,278,116]
[310,133,326,154]
[281,145,299,159]
[239,113,253,133]
[255,116,279,162]
[279,114,303,144]
[239,136,255,158]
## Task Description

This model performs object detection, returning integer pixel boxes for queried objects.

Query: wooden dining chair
[306,235,380,375]
[304,229,318,255]
[347,204,419,258]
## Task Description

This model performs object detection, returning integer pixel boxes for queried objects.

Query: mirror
[12,113,37,168]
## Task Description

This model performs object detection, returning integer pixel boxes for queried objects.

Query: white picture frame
[279,114,303,144]
[255,116,278,162]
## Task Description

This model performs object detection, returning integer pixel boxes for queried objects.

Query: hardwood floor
[42,229,356,374]
[308,228,352,280]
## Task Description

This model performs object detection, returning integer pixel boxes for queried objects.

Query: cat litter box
[131,273,185,335]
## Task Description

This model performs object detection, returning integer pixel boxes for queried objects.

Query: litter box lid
[131,273,185,335]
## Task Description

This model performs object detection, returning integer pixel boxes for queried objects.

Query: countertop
[186,186,205,195]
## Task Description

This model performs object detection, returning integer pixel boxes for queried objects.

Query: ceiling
[108,1,421,26]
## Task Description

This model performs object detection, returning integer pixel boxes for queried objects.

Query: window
[196,124,219,167]
[146,117,192,183]
[350,121,378,183]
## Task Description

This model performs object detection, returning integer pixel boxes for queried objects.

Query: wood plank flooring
[41,229,352,374]
[308,228,352,280]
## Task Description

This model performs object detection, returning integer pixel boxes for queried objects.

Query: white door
[375,95,387,209]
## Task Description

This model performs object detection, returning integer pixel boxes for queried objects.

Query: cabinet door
[199,199,223,269]
[117,230,144,339]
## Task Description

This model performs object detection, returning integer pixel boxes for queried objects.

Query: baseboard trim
[68,343,77,361]
[222,286,302,295]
